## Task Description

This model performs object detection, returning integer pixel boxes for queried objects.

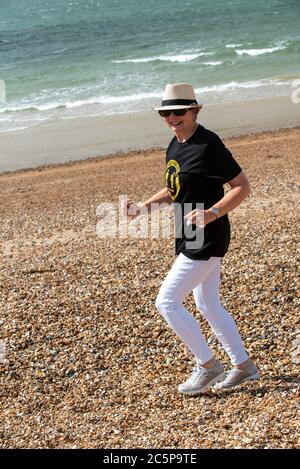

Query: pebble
[0,128,299,449]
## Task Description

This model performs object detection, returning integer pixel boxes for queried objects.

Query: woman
[125,83,259,395]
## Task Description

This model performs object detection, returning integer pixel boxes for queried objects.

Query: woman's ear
[193,109,199,120]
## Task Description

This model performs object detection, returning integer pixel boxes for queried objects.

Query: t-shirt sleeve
[203,142,242,183]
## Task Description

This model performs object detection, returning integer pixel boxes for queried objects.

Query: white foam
[0,78,292,118]
[112,52,214,64]
[202,61,223,66]
[226,44,243,48]
[195,78,287,94]
[0,116,13,122]
[0,92,163,114]
[235,46,286,56]
[0,126,28,133]
[0,102,65,113]
[65,92,161,107]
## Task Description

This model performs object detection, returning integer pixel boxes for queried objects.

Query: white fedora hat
[154,83,202,111]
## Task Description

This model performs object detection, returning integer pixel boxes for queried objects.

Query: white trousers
[155,253,248,366]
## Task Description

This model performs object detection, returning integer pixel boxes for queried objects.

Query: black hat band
[161,99,198,106]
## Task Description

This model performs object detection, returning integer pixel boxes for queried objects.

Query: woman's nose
[167,112,177,120]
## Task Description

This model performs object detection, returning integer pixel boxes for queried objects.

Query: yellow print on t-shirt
[165,159,180,200]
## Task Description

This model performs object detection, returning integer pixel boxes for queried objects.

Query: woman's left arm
[184,171,251,226]
[205,170,251,223]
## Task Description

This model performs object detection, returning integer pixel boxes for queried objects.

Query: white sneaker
[215,360,260,390]
[178,359,225,395]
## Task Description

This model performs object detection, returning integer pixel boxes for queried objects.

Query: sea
[0,0,300,132]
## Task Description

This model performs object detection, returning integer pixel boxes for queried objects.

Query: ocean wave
[0,78,293,116]
[235,46,286,56]
[0,126,28,133]
[0,92,162,113]
[226,44,244,48]
[202,61,223,66]
[0,116,13,122]
[66,92,160,106]
[112,52,214,64]
[0,102,66,113]
[195,78,287,94]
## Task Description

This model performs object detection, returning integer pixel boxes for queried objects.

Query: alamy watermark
[0,79,6,103]
[96,195,205,250]
[291,335,300,364]
[0,340,6,363]
[291,79,300,104]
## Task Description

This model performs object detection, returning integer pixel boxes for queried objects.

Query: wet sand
[0,94,299,173]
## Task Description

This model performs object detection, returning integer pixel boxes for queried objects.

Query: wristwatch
[210,207,221,219]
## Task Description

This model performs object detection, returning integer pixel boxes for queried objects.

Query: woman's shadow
[193,373,300,399]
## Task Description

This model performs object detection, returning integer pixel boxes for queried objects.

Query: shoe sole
[178,371,226,395]
[215,372,260,390]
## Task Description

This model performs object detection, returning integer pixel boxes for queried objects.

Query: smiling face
[164,108,199,136]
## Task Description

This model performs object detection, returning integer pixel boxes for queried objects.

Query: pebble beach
[0,126,299,449]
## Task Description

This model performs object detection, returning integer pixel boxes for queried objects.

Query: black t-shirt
[165,124,242,260]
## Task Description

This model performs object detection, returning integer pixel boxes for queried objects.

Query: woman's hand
[184,172,251,227]
[184,209,216,226]
[121,198,145,219]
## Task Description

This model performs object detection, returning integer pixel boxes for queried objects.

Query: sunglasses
[158,108,191,117]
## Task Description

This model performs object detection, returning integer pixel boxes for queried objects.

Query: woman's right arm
[125,187,172,218]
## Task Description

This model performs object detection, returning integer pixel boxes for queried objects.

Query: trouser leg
[155,254,221,364]
[193,261,248,366]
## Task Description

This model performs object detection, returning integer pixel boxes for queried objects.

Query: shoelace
[223,368,243,383]
[187,366,207,384]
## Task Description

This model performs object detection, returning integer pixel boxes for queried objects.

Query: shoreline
[0,94,299,174]
[1,125,299,178]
